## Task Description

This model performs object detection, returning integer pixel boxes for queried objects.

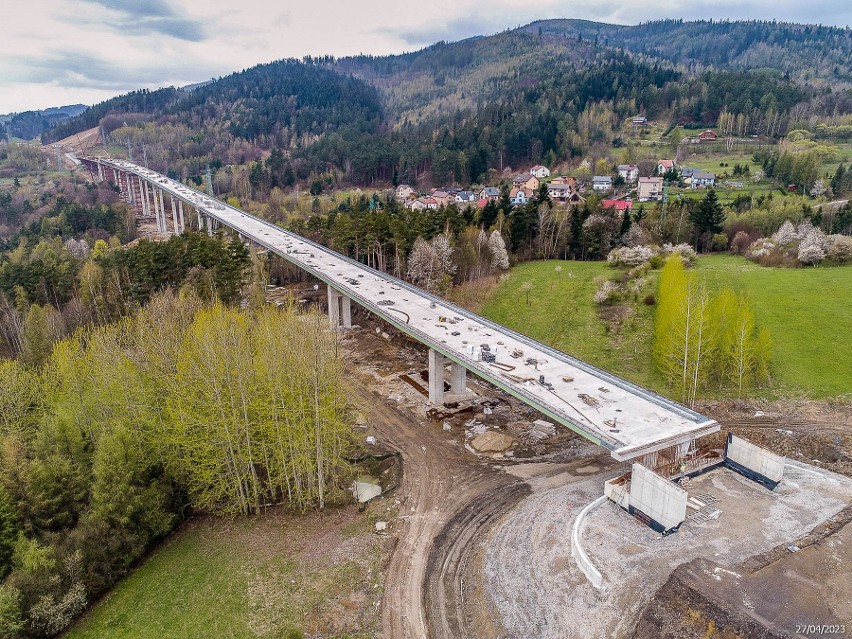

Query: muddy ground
[275,288,851,639]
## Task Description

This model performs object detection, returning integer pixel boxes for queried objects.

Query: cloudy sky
[2,0,850,114]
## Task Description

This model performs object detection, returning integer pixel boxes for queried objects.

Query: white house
[617,164,639,182]
[530,165,551,179]
[510,187,533,205]
[657,159,676,175]
[690,172,716,189]
[638,177,664,201]
[408,197,438,211]
[395,184,415,200]
[455,190,476,203]
[592,175,613,192]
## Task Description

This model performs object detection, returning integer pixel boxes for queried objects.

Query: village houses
[529,165,551,179]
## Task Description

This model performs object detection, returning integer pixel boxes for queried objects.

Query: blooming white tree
[406,236,437,290]
[607,245,655,267]
[406,234,457,292]
[826,234,852,264]
[751,169,765,183]
[810,178,827,198]
[772,220,798,246]
[798,227,827,265]
[488,230,509,271]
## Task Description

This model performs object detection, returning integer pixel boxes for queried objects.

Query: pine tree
[690,188,726,251]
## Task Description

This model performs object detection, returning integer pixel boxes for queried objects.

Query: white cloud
[1,0,850,113]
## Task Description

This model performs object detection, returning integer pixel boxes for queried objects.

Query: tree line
[0,292,353,637]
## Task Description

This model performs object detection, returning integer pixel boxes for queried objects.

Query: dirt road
[351,376,612,639]
[351,383,523,639]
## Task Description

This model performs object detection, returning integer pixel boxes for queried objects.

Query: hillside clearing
[476,256,852,399]
[63,506,386,639]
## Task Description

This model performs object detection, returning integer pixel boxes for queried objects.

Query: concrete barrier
[571,495,608,590]
[629,463,688,534]
[725,433,785,489]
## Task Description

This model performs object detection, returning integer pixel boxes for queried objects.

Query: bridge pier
[450,361,467,394]
[178,199,185,234]
[428,348,445,405]
[327,286,340,328]
[326,287,352,329]
[170,195,179,234]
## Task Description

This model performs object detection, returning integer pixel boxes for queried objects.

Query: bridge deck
[91,158,719,461]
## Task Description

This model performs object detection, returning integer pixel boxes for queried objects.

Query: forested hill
[522,19,852,85]
[42,61,383,146]
[37,18,851,186]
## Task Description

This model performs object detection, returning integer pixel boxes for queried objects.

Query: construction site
[265,278,852,639]
[83,157,851,639]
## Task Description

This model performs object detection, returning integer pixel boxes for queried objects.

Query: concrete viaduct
[79,156,719,464]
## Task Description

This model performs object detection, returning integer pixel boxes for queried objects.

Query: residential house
[530,165,551,179]
[617,164,639,182]
[549,176,576,187]
[697,129,718,141]
[632,115,649,126]
[510,187,534,206]
[455,190,476,204]
[548,183,583,203]
[638,177,663,201]
[601,199,633,212]
[431,190,452,207]
[680,167,699,179]
[690,172,716,189]
[657,159,676,175]
[408,197,438,211]
[395,184,415,200]
[478,186,500,202]
[512,173,540,191]
[592,175,613,192]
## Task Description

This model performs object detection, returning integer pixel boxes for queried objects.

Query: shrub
[730,231,751,255]
[644,293,656,305]
[825,234,852,264]
[660,243,697,266]
[594,280,619,305]
[711,233,729,252]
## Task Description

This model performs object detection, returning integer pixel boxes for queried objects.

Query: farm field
[63,506,384,639]
[476,255,852,399]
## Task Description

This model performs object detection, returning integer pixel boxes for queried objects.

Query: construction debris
[578,394,601,408]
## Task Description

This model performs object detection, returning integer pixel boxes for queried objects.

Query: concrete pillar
[327,286,341,328]
[450,361,467,395]
[340,294,352,329]
[170,195,179,234]
[158,190,166,233]
[178,199,185,233]
[196,207,203,230]
[428,349,445,405]
[97,163,104,182]
[205,214,213,236]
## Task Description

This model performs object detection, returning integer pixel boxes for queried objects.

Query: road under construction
[78,155,719,464]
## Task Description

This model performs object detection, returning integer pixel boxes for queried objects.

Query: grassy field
[63,506,385,639]
[477,256,852,399]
